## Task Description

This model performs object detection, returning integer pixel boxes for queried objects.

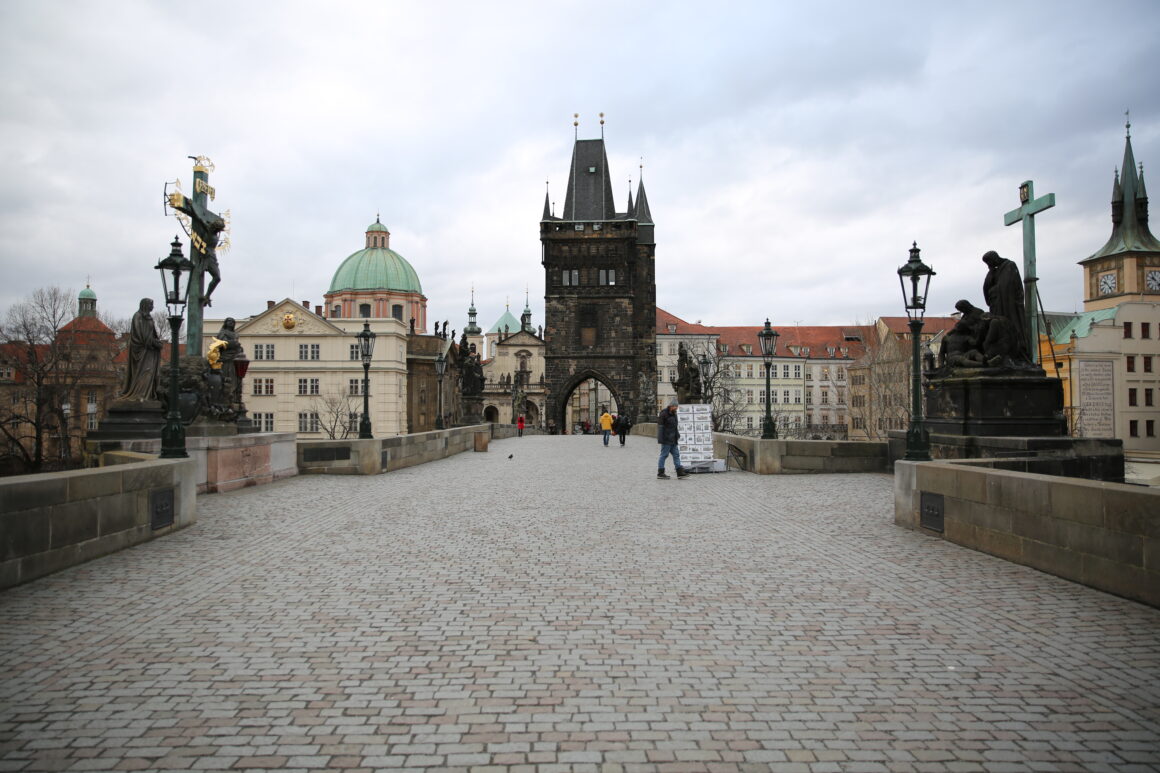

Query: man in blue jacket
[657,399,689,479]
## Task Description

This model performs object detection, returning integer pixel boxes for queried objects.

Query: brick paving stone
[2,436,1159,771]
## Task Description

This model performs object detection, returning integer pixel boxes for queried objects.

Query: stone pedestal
[459,395,484,426]
[925,375,1067,437]
[87,399,165,440]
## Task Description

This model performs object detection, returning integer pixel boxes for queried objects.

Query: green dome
[366,219,389,233]
[78,285,97,300]
[328,246,423,294]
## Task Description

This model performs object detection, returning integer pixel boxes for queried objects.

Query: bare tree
[847,325,911,441]
[683,342,748,433]
[0,287,118,474]
[311,390,359,440]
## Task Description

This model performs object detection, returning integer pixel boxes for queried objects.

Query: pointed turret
[626,180,635,218]
[1084,125,1160,262]
[542,187,552,221]
[634,178,654,244]
[464,286,481,335]
[521,289,533,333]
[562,139,617,221]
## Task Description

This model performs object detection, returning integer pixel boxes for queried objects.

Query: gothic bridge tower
[541,133,657,427]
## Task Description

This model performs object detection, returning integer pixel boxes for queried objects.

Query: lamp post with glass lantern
[897,241,935,461]
[156,236,193,459]
[434,351,447,430]
[758,319,780,439]
[356,321,376,439]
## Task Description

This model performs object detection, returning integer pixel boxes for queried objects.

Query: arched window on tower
[359,303,371,318]
[392,304,404,321]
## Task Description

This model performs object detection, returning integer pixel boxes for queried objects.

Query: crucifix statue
[1002,179,1055,365]
[166,156,227,357]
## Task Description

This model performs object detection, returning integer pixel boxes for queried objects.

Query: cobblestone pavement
[2,435,1159,772]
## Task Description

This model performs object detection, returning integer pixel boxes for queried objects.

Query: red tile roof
[657,308,872,360]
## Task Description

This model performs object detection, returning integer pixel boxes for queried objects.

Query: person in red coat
[517,415,525,437]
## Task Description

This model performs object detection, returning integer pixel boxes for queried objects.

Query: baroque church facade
[206,218,446,438]
[540,135,658,428]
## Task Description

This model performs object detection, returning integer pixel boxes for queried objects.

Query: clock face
[1099,273,1117,295]
[1147,270,1160,291]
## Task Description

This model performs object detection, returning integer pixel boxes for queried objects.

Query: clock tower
[1080,121,1160,311]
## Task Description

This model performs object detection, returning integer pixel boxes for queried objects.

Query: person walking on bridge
[599,407,614,446]
[657,399,689,479]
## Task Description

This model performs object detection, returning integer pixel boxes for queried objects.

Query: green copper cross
[1003,180,1055,365]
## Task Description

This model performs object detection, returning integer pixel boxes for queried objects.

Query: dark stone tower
[541,136,657,427]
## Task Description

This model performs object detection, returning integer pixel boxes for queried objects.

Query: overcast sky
[1,1,1157,335]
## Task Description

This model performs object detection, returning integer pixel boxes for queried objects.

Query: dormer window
[667,324,677,333]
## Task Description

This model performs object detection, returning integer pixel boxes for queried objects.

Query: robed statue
[671,342,703,403]
[120,298,162,401]
[981,250,1030,363]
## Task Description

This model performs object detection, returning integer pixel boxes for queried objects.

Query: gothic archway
[484,405,499,423]
[554,371,619,434]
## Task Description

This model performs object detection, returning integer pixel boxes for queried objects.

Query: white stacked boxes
[676,403,722,471]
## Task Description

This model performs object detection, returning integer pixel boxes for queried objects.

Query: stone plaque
[1076,360,1114,438]
[920,491,944,533]
[150,488,175,530]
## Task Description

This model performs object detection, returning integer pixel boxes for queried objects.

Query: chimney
[302,300,309,308]
[315,305,323,316]
[267,300,275,310]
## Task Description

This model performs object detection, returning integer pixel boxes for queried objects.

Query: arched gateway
[541,134,657,430]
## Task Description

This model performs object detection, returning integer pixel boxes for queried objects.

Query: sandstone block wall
[895,460,1159,608]
[0,458,197,589]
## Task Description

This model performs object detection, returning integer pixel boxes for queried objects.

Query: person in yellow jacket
[599,407,614,446]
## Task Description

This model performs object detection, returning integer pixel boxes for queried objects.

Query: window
[562,269,579,286]
[392,304,404,321]
[669,368,676,381]
[1127,356,1136,373]
[746,390,754,404]
[794,390,801,404]
[852,395,865,408]
[783,390,790,403]
[853,417,865,429]
[299,343,320,360]
[668,343,677,355]
[349,379,363,396]
[254,344,275,360]
[253,378,275,396]
[579,305,597,347]
[821,367,830,380]
[359,303,371,318]
[746,364,754,378]
[598,269,616,285]
[782,364,790,378]
[332,305,341,318]
[1148,419,1155,438]
[348,412,360,434]
[298,412,320,433]
[821,390,829,404]
[836,367,845,380]
[1129,419,1138,437]
[1145,389,1154,407]
[1124,322,1133,338]
[1145,356,1153,373]
[1128,388,1137,406]
[1143,322,1152,339]
[759,389,766,404]
[806,371,812,380]
[657,370,664,382]
[253,412,275,432]
[87,412,98,430]
[350,344,360,361]
[793,365,801,378]
[298,378,320,395]
[837,388,846,405]
[806,391,813,404]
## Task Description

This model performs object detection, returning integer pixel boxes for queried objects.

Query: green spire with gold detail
[464,285,481,335]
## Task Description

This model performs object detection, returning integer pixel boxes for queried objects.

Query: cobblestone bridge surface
[2,435,1158,772]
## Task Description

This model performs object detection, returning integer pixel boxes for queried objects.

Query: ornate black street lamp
[758,319,780,439]
[156,236,193,459]
[897,241,935,461]
[356,321,376,439]
[434,351,446,430]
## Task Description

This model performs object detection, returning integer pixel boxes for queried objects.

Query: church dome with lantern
[324,217,427,328]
